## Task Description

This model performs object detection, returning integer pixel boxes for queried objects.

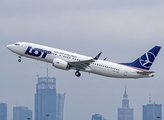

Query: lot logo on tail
[25,46,52,59]
[139,52,155,69]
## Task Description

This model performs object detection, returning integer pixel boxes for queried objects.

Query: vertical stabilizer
[120,46,161,70]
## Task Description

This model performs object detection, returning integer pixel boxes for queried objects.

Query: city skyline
[0,74,163,120]
[1,65,164,120]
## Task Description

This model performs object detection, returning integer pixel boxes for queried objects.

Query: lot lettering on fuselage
[25,46,52,59]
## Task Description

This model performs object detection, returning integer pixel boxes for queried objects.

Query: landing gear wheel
[75,71,81,77]
[18,59,21,62]
[18,56,21,62]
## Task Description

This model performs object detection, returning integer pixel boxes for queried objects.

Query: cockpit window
[15,43,20,46]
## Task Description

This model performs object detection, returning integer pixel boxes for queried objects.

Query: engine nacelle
[53,58,70,70]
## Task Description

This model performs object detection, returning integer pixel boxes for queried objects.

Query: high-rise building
[13,106,32,120]
[143,101,162,120]
[91,114,108,120]
[35,76,56,120]
[56,93,66,120]
[117,87,133,120]
[0,103,7,120]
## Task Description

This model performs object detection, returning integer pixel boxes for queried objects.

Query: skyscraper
[13,106,32,120]
[35,76,56,120]
[0,103,7,120]
[143,101,162,120]
[56,93,66,120]
[91,114,108,120]
[117,87,133,120]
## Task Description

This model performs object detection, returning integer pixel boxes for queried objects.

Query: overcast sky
[1,0,164,120]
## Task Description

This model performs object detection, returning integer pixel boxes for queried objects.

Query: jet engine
[53,58,70,70]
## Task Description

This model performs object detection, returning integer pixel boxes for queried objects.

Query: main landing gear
[75,71,81,77]
[18,56,21,62]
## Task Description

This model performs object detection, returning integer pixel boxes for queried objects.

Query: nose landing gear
[75,71,81,77]
[18,56,21,62]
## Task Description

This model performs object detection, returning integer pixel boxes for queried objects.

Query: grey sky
[1,0,164,120]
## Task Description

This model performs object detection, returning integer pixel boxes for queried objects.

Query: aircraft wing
[68,59,95,70]
[68,52,102,70]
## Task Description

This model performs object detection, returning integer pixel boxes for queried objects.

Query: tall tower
[35,68,56,120]
[143,98,162,120]
[13,106,32,120]
[117,87,133,120]
[56,93,66,120]
[0,103,7,120]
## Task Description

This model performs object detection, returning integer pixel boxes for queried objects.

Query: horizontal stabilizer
[136,71,155,75]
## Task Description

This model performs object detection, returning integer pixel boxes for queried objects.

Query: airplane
[7,42,161,79]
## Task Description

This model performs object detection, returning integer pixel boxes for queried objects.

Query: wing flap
[68,59,95,70]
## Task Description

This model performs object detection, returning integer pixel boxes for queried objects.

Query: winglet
[104,57,107,61]
[94,52,102,60]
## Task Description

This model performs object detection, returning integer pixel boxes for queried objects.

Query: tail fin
[120,46,161,70]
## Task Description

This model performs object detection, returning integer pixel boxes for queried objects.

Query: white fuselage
[7,42,155,78]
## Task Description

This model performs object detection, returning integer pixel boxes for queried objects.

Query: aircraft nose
[7,44,13,51]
